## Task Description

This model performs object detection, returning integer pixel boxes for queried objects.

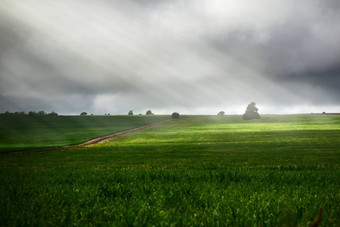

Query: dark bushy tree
[218,111,225,116]
[146,110,153,115]
[128,110,133,115]
[80,112,87,116]
[243,102,260,120]
[171,112,180,119]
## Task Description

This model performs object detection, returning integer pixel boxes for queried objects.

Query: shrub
[172,112,180,119]
[146,110,153,115]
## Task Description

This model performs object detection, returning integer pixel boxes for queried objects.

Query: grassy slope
[0,115,169,152]
[0,115,339,226]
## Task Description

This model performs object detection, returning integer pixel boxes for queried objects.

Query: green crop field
[1,115,339,226]
[0,115,169,152]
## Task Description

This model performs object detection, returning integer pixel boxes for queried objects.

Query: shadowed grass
[0,115,169,152]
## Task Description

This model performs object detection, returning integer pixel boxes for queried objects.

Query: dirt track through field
[1,119,170,155]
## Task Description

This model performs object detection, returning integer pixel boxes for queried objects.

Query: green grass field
[0,115,339,226]
[0,115,169,152]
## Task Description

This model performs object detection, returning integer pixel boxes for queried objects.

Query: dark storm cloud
[207,2,340,105]
[260,18,340,103]
[281,65,340,97]
[0,0,339,114]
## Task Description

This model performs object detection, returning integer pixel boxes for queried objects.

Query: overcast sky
[1,0,340,115]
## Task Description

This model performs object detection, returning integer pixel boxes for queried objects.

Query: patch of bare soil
[1,119,170,155]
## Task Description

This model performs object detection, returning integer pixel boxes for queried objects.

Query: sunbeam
[1,0,339,114]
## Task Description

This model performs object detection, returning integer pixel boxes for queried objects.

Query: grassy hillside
[0,115,170,152]
[0,115,339,226]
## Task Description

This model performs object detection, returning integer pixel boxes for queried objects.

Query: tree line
[2,102,260,120]
[0,111,58,116]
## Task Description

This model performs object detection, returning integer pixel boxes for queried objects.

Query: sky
[1,0,340,115]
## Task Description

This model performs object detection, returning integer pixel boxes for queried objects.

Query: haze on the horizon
[1,0,339,115]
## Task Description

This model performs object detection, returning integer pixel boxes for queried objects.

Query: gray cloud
[0,0,339,114]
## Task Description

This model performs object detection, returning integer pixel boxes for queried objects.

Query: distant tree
[243,102,260,120]
[146,110,153,115]
[171,112,180,119]
[37,111,46,116]
[48,112,58,116]
[80,112,87,116]
[218,111,225,116]
[29,111,36,116]
[128,110,133,115]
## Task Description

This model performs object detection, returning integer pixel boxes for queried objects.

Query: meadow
[0,115,339,226]
[0,115,169,152]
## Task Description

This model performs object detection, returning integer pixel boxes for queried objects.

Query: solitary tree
[80,112,87,116]
[146,110,153,115]
[218,111,225,116]
[128,110,133,115]
[172,112,180,119]
[243,102,260,120]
